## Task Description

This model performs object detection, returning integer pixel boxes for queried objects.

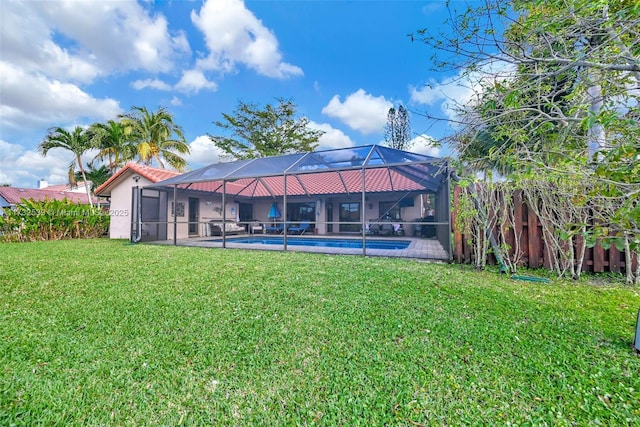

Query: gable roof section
[95,163,181,196]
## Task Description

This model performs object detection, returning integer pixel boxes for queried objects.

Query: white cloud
[0,0,190,81]
[0,61,121,131]
[132,78,172,91]
[185,135,226,167]
[0,0,189,138]
[308,121,355,150]
[321,89,392,134]
[170,96,183,107]
[0,140,26,185]
[174,69,218,94]
[1,145,102,188]
[0,140,24,163]
[191,0,302,79]
[0,2,100,83]
[410,62,514,121]
[0,145,66,188]
[409,134,441,157]
[410,74,477,123]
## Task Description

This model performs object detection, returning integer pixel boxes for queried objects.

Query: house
[94,163,181,239]
[0,184,96,214]
[95,145,452,259]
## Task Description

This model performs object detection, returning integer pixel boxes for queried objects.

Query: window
[286,202,315,222]
[339,202,360,232]
[379,201,401,220]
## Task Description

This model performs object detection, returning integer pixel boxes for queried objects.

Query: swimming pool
[218,236,411,250]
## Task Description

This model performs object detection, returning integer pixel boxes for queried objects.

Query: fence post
[527,203,541,269]
[593,239,605,273]
[453,186,463,263]
[609,244,621,273]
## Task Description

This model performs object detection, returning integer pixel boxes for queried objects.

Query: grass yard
[1,239,639,426]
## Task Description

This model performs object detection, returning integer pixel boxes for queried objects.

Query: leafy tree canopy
[38,126,94,206]
[74,162,113,192]
[210,98,324,160]
[413,0,639,280]
[119,106,190,171]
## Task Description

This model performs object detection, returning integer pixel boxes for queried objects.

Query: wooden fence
[451,186,638,274]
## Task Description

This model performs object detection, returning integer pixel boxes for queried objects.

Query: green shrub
[0,198,109,242]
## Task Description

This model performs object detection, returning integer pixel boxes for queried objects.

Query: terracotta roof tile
[166,168,427,198]
[95,163,181,196]
[0,187,94,205]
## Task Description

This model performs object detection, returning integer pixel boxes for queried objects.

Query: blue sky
[0,0,478,188]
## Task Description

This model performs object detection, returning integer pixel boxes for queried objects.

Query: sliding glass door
[339,202,360,232]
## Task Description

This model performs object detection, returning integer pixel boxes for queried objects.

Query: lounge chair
[287,221,310,235]
[265,223,285,234]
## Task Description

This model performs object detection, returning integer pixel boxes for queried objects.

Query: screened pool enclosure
[133,145,451,260]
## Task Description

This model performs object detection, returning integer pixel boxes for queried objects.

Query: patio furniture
[209,220,245,236]
[249,220,264,234]
[378,222,394,236]
[423,215,436,238]
[393,223,405,236]
[365,222,380,235]
[265,223,285,234]
[288,221,310,235]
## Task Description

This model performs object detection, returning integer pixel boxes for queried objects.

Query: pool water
[220,236,411,250]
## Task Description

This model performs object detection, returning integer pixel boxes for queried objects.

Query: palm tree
[87,120,134,171]
[119,106,190,171]
[38,126,94,207]
[75,161,113,192]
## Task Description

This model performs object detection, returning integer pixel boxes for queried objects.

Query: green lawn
[1,239,639,426]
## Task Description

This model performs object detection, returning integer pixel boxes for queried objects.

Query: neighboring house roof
[45,181,91,193]
[94,163,181,197]
[0,186,95,205]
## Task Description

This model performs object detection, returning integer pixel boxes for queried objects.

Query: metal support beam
[173,185,177,246]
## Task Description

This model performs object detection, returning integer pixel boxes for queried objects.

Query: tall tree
[412,0,640,281]
[119,106,190,171]
[384,107,396,148]
[412,0,638,161]
[74,161,113,192]
[38,126,94,207]
[88,120,133,171]
[210,98,324,160]
[384,105,412,150]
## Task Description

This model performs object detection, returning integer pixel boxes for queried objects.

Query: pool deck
[148,234,450,260]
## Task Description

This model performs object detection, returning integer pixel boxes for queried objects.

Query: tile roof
[147,145,447,196]
[97,148,444,199]
[94,163,181,196]
[197,168,428,198]
[0,186,95,205]
[44,181,90,192]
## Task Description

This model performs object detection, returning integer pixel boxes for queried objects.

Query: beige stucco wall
[166,194,247,239]
[107,181,429,240]
[108,175,153,239]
